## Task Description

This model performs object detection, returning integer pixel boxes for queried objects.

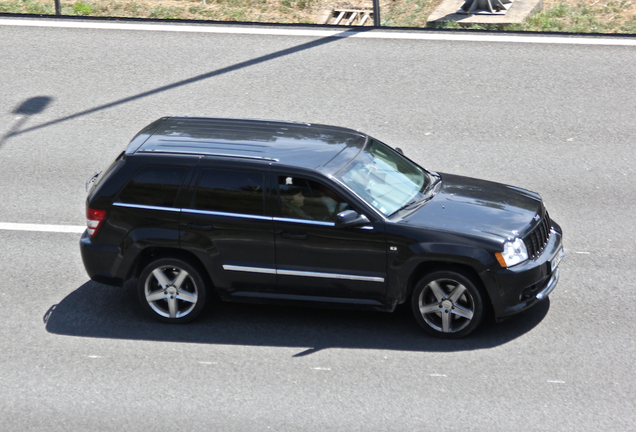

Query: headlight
[496,238,528,268]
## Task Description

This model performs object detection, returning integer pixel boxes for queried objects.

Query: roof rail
[136,148,279,162]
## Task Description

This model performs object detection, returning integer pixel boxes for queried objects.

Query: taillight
[86,208,107,237]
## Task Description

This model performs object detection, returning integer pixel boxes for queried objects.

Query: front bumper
[536,267,559,300]
[486,221,564,321]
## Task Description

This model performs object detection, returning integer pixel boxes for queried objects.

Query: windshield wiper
[85,171,101,192]
[391,197,424,215]
[427,171,441,190]
[391,174,441,216]
[417,171,441,198]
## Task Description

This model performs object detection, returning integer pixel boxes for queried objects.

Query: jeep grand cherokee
[80,117,564,338]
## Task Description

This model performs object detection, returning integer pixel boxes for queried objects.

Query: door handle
[187,223,213,231]
[282,232,308,240]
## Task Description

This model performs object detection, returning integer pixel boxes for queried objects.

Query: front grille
[524,211,552,258]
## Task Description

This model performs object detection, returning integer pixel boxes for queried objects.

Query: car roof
[125,117,368,171]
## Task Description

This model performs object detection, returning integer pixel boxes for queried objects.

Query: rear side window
[195,169,264,216]
[118,166,187,207]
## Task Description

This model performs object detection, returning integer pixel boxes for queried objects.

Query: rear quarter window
[117,166,187,207]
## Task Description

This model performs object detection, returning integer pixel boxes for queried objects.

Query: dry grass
[0,0,327,22]
[1,0,635,32]
[526,0,636,32]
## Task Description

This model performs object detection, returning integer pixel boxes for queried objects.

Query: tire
[411,270,485,338]
[138,258,207,324]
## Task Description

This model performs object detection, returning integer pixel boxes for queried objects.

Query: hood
[400,173,543,241]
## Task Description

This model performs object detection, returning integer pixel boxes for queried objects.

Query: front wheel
[138,258,207,324]
[411,270,485,338]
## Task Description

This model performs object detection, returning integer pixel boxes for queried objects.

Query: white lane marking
[430,374,447,377]
[0,222,85,233]
[575,251,591,254]
[1,18,635,46]
[311,367,332,371]
[547,380,565,383]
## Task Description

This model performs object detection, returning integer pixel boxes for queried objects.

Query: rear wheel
[411,270,485,338]
[138,258,207,323]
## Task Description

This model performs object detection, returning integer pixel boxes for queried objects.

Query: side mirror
[395,147,404,155]
[335,209,370,227]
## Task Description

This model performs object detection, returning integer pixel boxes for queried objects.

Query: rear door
[179,159,276,295]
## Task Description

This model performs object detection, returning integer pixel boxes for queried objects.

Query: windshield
[334,139,430,216]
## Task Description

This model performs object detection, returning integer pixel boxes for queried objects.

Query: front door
[273,174,387,304]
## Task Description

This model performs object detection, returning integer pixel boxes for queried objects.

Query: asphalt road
[1,18,635,431]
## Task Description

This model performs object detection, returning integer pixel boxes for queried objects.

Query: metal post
[373,0,381,26]
[55,0,61,15]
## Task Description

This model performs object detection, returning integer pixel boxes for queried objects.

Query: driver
[283,190,312,219]
[280,177,334,221]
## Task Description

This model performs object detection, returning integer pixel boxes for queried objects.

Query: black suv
[81,117,564,338]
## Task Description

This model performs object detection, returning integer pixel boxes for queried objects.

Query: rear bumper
[79,230,123,286]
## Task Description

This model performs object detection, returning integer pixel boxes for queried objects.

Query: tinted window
[195,169,264,215]
[118,166,187,207]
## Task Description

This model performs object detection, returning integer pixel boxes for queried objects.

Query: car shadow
[44,280,550,354]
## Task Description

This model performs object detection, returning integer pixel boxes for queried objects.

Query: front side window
[195,169,264,216]
[278,176,349,222]
[334,139,430,216]
[118,166,187,207]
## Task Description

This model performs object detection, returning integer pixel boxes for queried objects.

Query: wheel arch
[128,247,214,290]
[405,260,493,312]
